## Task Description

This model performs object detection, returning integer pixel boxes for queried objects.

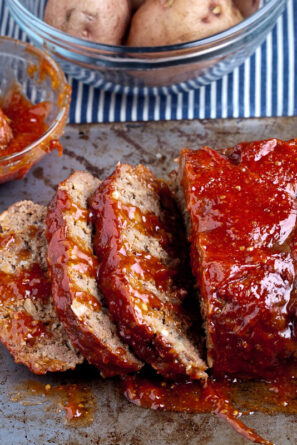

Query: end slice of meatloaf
[0,201,83,374]
[177,142,297,378]
[89,164,207,380]
[46,171,143,377]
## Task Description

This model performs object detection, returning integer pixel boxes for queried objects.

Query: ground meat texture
[89,164,207,380]
[46,171,142,378]
[178,140,297,378]
[0,201,83,374]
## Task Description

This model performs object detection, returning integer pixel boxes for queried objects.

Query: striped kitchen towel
[1,0,296,123]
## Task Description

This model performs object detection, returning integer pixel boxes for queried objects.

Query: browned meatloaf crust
[0,201,83,374]
[46,171,143,377]
[89,164,207,380]
[177,141,297,378]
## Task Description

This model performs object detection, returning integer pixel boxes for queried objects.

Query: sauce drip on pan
[10,369,297,441]
[121,364,297,444]
[10,380,95,426]
[121,373,273,445]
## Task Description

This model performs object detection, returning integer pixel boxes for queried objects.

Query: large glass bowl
[6,0,287,89]
[0,36,70,183]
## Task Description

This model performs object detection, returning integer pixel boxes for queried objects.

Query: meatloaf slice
[0,201,83,374]
[46,171,142,377]
[177,142,297,378]
[89,164,207,380]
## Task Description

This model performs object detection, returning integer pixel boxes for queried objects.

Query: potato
[233,0,260,18]
[127,0,243,47]
[130,0,145,10]
[44,0,131,45]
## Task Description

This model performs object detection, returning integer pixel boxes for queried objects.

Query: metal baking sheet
[1,117,297,445]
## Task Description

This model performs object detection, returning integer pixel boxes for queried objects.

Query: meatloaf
[46,171,142,377]
[0,201,83,374]
[89,164,207,380]
[177,139,297,378]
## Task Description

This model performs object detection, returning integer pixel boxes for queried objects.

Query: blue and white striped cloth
[1,0,297,123]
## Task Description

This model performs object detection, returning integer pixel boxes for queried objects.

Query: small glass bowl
[6,0,287,90]
[0,36,70,184]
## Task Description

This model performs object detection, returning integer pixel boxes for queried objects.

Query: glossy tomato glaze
[88,164,206,380]
[1,86,50,157]
[46,187,141,376]
[180,139,297,378]
[0,85,63,183]
[0,259,51,355]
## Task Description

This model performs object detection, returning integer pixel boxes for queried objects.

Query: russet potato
[44,0,131,45]
[127,0,243,47]
[233,0,260,17]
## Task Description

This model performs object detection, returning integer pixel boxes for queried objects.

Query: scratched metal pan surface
[0,117,297,445]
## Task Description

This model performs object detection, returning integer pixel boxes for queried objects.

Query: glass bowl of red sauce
[0,36,70,184]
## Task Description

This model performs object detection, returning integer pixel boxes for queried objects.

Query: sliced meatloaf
[177,141,297,378]
[89,164,207,380]
[46,171,142,377]
[0,201,83,374]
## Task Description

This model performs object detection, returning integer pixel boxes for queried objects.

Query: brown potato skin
[127,0,243,47]
[44,0,131,45]
[233,0,260,18]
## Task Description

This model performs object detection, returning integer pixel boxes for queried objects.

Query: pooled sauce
[121,374,267,444]
[8,368,297,442]
[122,370,297,445]
[10,380,95,426]
[1,86,56,157]
[0,83,64,183]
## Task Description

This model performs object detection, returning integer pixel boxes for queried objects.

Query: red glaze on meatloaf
[178,139,297,378]
[89,164,207,380]
[0,201,83,374]
[46,171,142,377]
